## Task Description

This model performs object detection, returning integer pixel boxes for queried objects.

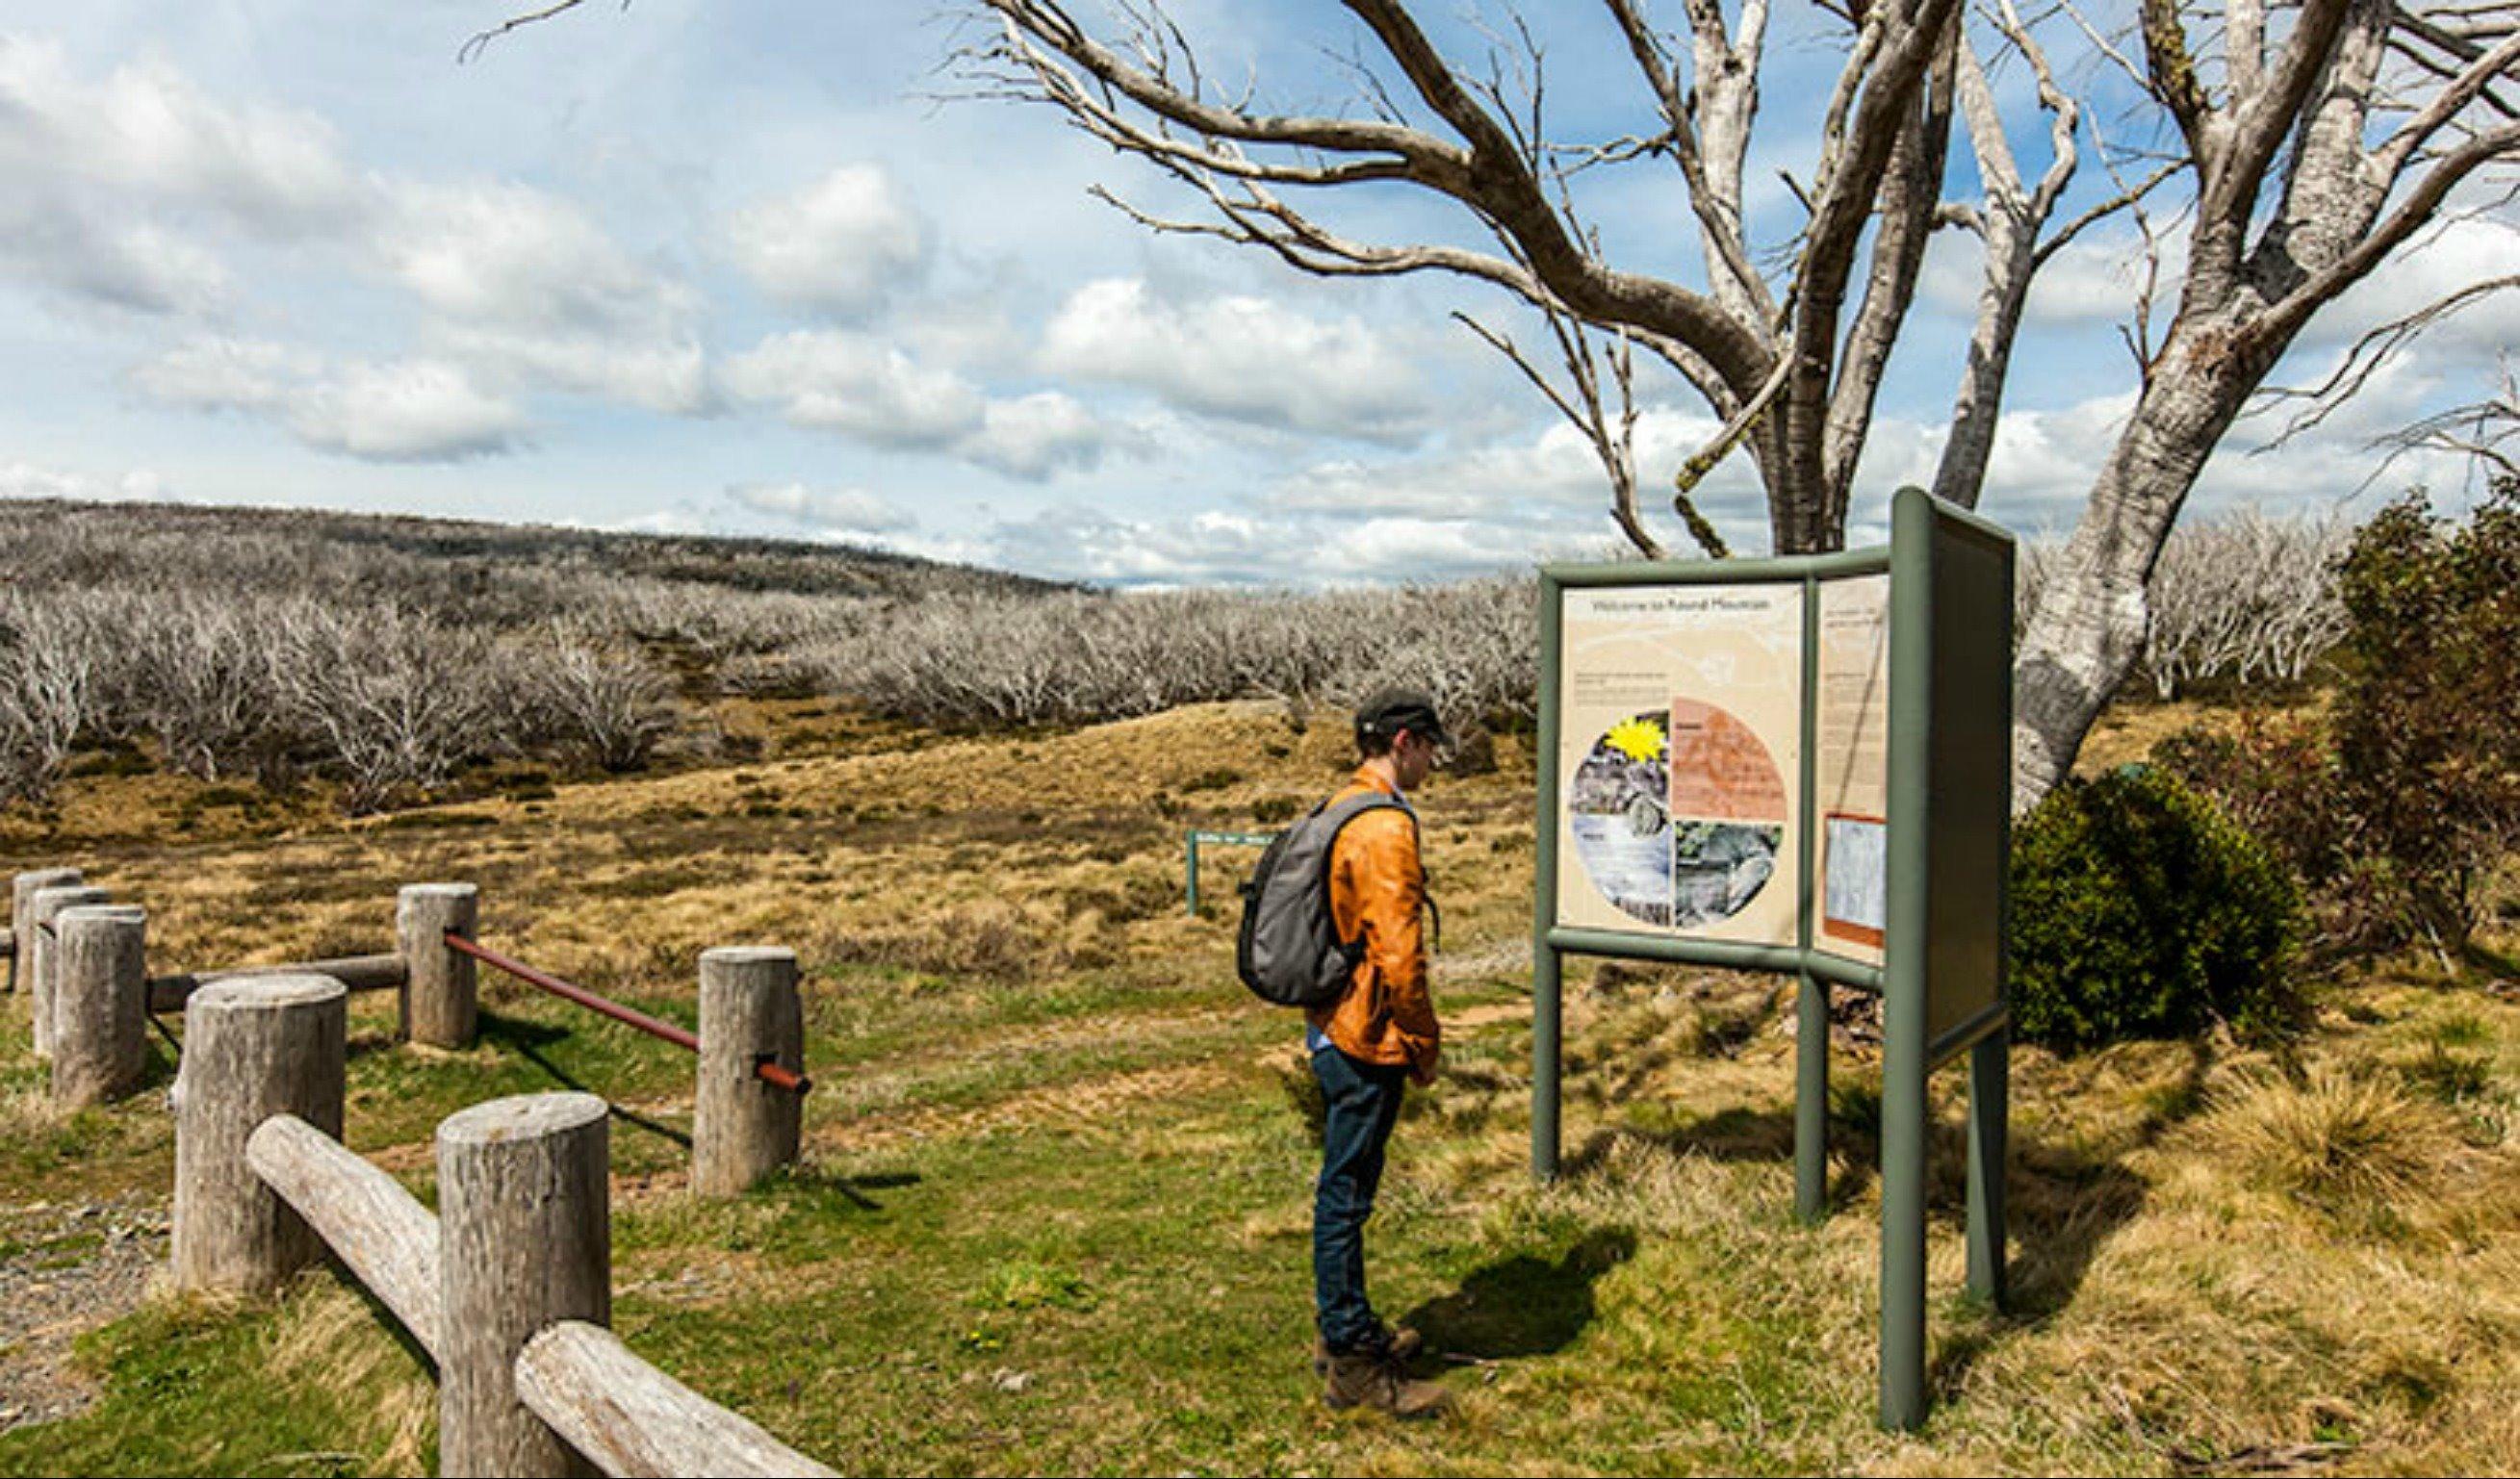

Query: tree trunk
[2011,320,2261,808]
[1933,220,2038,511]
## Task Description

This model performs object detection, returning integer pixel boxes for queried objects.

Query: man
[1307,688,1452,1417]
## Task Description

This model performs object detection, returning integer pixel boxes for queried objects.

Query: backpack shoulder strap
[1313,790,1418,950]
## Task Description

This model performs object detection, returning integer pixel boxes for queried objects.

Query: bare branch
[459,0,607,64]
[2034,161,2188,264]
[2258,117,2520,344]
[2369,361,2520,479]
[2257,272,2520,447]
[2374,26,2520,174]
[2139,0,2215,158]
[1676,354,1792,516]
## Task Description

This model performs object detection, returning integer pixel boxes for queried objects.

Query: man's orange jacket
[1304,766,1441,1074]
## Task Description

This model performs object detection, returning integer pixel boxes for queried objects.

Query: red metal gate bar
[445,932,810,1094]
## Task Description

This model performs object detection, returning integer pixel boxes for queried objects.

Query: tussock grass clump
[2208,1064,2459,1216]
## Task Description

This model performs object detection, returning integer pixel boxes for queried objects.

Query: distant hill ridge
[0,497,1065,601]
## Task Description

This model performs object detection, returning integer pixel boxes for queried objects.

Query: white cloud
[960,500,1581,588]
[125,336,319,409]
[722,328,985,446]
[1920,226,2184,329]
[1040,277,1432,441]
[0,206,235,317]
[962,392,1119,480]
[726,165,925,317]
[0,460,172,503]
[0,38,362,237]
[352,178,715,417]
[729,481,915,534]
[0,38,364,317]
[433,326,714,417]
[2300,217,2520,364]
[722,332,1126,476]
[380,180,691,337]
[0,41,716,429]
[286,359,528,462]
[1272,406,1772,550]
[130,338,527,462]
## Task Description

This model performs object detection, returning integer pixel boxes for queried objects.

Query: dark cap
[1354,688,1452,749]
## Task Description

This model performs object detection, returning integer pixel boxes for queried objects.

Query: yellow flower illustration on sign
[1604,714,1665,763]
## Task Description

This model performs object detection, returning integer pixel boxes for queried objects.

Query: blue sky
[2,1,2512,585]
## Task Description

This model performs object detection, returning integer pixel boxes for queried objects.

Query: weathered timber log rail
[148,952,408,1014]
[181,975,836,1478]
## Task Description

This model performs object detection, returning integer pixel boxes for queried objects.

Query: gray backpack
[1235,791,1413,1008]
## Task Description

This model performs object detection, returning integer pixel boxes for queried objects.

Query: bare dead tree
[473,0,2520,803]
[2009,0,2520,803]
[939,0,2234,805]
[947,0,1991,558]
[2140,508,2351,697]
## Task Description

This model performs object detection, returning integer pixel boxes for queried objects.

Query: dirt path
[0,1196,166,1434]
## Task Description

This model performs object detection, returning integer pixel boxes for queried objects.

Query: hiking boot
[1311,1324,1423,1377]
[1322,1347,1452,1418]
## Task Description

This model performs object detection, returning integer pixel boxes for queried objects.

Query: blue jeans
[1312,1045,1409,1353]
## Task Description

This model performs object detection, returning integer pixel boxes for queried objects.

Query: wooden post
[438,1092,609,1479]
[9,866,79,994]
[397,882,477,1049]
[51,905,147,1109]
[28,882,109,1059]
[171,974,347,1296]
[693,946,804,1197]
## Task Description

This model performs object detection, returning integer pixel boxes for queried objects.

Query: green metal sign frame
[1530,485,2014,1432]
[1184,829,1279,916]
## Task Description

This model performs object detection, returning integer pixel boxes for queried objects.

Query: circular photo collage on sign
[1569,701,1786,931]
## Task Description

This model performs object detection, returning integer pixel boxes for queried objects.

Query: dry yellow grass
[0,699,1535,1004]
[8,696,2520,1475]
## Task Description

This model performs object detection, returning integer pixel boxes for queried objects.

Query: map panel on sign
[1555,584,1801,947]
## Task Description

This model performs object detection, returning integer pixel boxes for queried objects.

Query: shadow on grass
[334,1265,438,1380]
[1560,1037,2218,1356]
[775,1162,925,1211]
[2462,937,2520,982]
[1397,1227,1638,1363]
[481,1008,693,1150]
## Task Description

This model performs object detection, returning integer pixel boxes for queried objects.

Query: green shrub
[2327,482,2520,953]
[2152,713,2395,960]
[2009,765,2301,1051]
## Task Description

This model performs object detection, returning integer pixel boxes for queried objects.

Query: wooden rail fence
[8,867,809,1192]
[7,863,838,1474]
[180,975,836,1477]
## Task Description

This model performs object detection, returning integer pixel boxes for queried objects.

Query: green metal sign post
[1184,829,1280,917]
[1530,485,2013,1432]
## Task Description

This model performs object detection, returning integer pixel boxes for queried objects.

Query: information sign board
[1529,485,2015,1433]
